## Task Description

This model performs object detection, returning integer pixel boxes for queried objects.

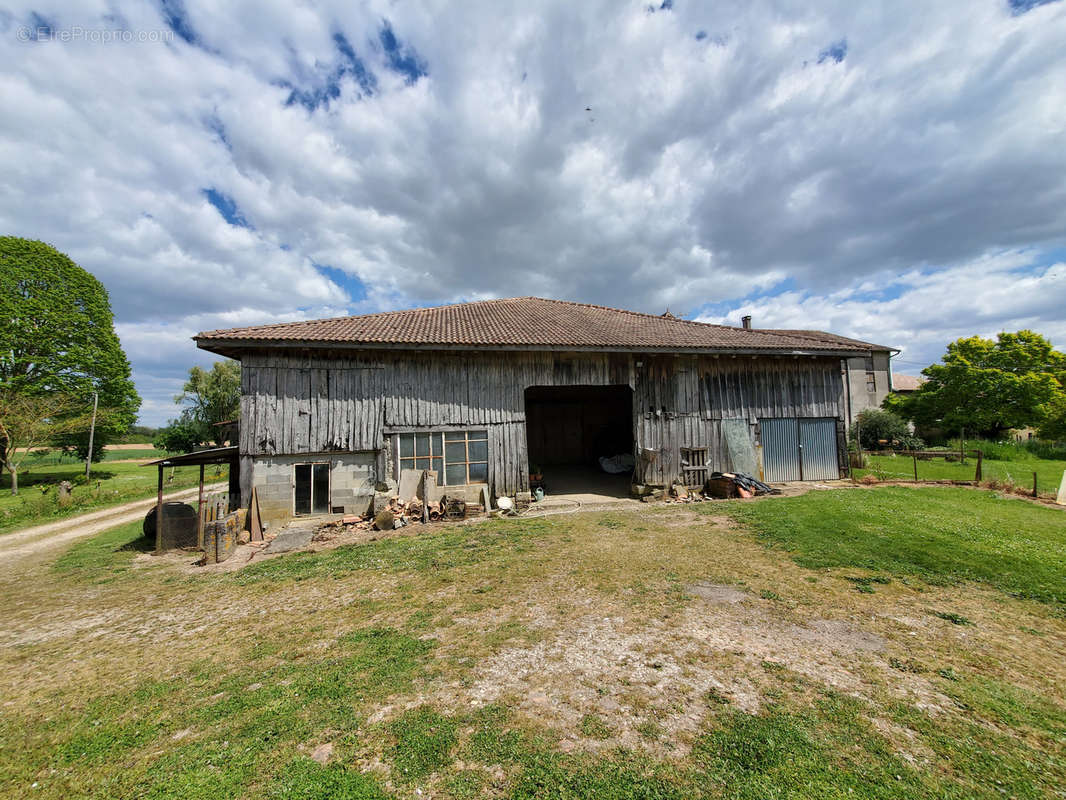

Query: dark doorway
[525,386,633,499]
[294,463,330,515]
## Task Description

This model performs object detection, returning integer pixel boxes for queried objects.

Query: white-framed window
[396,430,488,485]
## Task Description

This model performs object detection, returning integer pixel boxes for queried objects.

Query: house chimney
[741,315,752,329]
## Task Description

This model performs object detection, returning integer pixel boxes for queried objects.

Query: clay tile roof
[195,297,893,354]
[892,373,926,391]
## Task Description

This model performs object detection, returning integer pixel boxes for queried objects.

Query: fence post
[975,450,983,482]
[1033,471,1038,498]
[912,453,918,482]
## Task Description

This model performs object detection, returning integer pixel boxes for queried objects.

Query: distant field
[17,447,166,466]
[854,452,1066,496]
[0,460,228,535]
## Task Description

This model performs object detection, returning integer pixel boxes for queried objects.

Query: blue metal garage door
[762,418,839,482]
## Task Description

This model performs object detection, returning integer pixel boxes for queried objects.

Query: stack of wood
[666,484,707,504]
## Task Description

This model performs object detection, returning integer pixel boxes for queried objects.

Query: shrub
[850,409,912,450]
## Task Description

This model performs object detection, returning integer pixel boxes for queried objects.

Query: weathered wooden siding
[239,349,845,495]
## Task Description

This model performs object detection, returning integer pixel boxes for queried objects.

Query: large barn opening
[524,385,634,500]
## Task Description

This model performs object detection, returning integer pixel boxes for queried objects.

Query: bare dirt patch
[447,588,914,755]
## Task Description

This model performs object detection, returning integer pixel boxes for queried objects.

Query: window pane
[312,463,330,513]
[294,464,311,515]
[468,462,487,483]
[416,457,431,471]
[444,431,466,442]
[431,457,443,477]
[415,433,431,456]
[445,441,467,463]
[468,440,488,462]
[399,435,414,458]
[469,430,487,440]
[446,464,467,485]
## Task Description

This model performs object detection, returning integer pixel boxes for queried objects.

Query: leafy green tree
[1038,394,1066,441]
[175,360,240,446]
[900,331,1065,438]
[0,237,140,478]
[153,415,208,454]
[0,392,91,494]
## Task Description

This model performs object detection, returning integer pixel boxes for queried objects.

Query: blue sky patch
[158,0,199,45]
[202,188,251,228]
[380,20,428,84]
[1008,0,1060,13]
[283,31,377,111]
[314,262,367,303]
[818,38,848,64]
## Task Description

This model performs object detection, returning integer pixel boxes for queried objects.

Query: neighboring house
[890,373,925,394]
[195,297,895,526]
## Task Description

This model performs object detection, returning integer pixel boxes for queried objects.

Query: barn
[195,297,893,526]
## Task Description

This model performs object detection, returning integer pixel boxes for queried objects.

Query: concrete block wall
[251,452,377,529]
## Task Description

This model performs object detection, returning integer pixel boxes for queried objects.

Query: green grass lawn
[722,486,1066,609]
[1,486,1064,798]
[854,452,1066,496]
[0,460,227,535]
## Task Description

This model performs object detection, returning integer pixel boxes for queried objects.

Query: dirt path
[0,483,226,564]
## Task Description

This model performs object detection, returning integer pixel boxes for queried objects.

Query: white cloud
[698,251,1066,373]
[1,0,1065,423]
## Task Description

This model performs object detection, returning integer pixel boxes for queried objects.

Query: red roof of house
[195,297,893,355]
[892,373,926,391]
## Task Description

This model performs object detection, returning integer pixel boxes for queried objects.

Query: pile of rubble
[645,472,780,504]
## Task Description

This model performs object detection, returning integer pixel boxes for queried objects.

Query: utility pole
[85,391,98,479]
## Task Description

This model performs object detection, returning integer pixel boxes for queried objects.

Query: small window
[865,372,876,393]
[864,356,875,372]
[397,430,488,485]
[294,462,330,515]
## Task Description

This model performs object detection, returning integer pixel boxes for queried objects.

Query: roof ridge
[521,297,749,332]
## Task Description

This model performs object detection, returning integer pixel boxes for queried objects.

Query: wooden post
[912,454,918,482]
[155,464,164,553]
[84,391,98,479]
[197,463,206,549]
[975,450,983,482]
[1032,471,1038,499]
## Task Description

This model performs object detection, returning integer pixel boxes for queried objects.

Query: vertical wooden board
[239,455,254,507]
[310,368,328,452]
[240,366,255,454]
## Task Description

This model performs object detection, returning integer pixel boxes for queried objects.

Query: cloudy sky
[2,0,1065,426]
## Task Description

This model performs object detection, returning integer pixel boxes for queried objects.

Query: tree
[175,361,240,445]
[850,408,917,450]
[153,415,208,454]
[0,392,90,494]
[1038,394,1066,441]
[899,331,1065,438]
[0,237,141,473]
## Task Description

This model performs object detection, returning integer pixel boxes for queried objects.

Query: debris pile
[702,472,780,499]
